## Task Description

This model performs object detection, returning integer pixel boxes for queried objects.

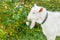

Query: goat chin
[26,22,30,26]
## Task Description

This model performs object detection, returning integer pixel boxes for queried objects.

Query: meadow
[0,0,60,40]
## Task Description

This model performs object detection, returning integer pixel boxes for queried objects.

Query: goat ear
[39,8,43,12]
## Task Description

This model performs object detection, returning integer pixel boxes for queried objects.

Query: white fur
[26,4,60,40]
[26,22,29,26]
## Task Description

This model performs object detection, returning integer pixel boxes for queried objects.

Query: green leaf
[12,0,19,3]
[13,14,20,20]
[0,0,3,4]
[5,0,12,2]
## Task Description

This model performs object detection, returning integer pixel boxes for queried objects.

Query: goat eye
[33,12,35,14]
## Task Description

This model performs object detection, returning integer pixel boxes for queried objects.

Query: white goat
[26,4,60,40]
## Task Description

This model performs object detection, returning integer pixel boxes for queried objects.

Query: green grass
[56,37,60,40]
[0,0,60,40]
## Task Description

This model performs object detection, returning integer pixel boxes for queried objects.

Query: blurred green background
[0,0,60,40]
